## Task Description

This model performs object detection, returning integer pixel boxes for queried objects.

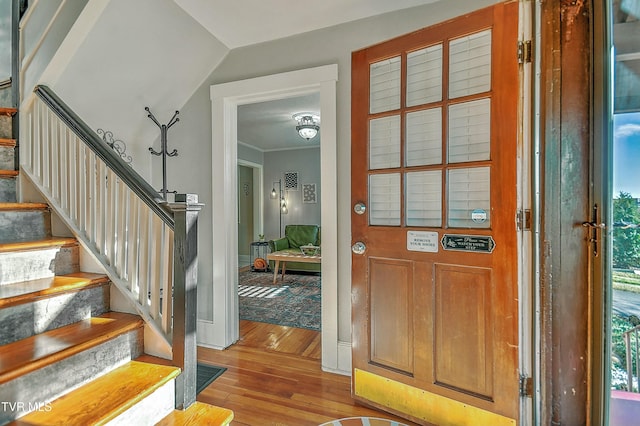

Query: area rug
[319,417,409,426]
[196,363,226,395]
[238,270,321,331]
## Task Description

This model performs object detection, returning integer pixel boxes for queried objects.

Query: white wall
[20,0,89,101]
[46,0,229,181]
[263,148,321,240]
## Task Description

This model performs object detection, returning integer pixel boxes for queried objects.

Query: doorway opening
[236,93,323,349]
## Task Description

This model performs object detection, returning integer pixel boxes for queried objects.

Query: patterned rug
[238,270,321,331]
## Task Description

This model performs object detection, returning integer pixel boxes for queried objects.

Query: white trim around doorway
[200,64,343,374]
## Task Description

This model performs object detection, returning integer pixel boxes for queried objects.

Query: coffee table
[267,252,321,284]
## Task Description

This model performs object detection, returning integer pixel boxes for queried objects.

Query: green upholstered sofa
[268,224,321,273]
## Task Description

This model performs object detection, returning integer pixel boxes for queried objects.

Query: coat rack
[147,106,179,200]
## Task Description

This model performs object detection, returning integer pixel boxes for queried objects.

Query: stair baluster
[19,85,201,411]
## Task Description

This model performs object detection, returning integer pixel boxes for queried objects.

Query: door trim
[200,64,344,373]
[237,159,264,247]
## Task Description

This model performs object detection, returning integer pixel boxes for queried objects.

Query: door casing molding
[201,64,344,374]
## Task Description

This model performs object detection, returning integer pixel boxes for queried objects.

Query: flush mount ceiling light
[293,113,320,141]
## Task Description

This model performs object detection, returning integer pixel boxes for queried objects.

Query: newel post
[170,193,203,410]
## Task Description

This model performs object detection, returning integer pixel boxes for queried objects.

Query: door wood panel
[434,263,493,399]
[369,257,414,374]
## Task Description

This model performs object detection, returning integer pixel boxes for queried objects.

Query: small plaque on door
[407,231,439,253]
[441,234,496,253]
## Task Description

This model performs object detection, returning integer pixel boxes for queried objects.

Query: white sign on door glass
[407,231,439,253]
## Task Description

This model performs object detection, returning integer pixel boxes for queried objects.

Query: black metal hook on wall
[147,106,179,200]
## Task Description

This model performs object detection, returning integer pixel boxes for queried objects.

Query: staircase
[0,109,233,424]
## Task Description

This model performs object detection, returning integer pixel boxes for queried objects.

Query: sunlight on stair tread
[10,361,180,425]
[156,401,234,426]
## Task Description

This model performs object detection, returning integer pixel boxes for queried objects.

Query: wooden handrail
[34,85,174,229]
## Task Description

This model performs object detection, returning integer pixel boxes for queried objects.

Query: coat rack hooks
[147,106,179,200]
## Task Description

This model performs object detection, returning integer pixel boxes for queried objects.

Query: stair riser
[108,379,176,426]
[0,327,143,423]
[0,145,14,170]
[0,210,51,243]
[0,116,11,140]
[0,284,110,345]
[0,245,80,285]
[0,177,16,202]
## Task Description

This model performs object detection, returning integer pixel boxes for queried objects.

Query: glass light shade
[297,125,319,140]
[281,204,288,214]
[293,113,320,141]
[270,187,277,199]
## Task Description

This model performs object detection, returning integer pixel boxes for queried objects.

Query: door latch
[582,204,606,257]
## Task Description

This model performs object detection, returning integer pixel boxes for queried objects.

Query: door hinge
[518,40,532,64]
[519,375,533,398]
[516,209,531,231]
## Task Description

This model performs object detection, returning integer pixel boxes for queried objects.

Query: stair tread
[10,361,180,426]
[0,138,16,147]
[0,312,143,385]
[0,237,77,253]
[0,272,109,309]
[0,170,18,177]
[0,202,48,211]
[0,107,17,116]
[157,401,234,426]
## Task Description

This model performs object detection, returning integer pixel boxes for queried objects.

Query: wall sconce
[270,179,288,237]
[293,113,320,141]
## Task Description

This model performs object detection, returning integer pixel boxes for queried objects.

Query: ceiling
[175,0,441,152]
[175,0,440,49]
[237,93,321,151]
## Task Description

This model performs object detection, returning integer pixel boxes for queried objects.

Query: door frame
[237,159,264,266]
[590,0,614,424]
[200,64,342,373]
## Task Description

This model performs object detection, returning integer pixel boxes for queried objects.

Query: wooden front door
[351,3,520,425]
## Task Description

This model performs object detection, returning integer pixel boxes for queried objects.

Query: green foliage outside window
[613,191,640,269]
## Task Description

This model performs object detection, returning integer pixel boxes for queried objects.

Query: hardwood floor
[195,320,419,426]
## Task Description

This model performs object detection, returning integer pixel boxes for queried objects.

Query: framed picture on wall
[283,171,299,191]
[302,183,317,204]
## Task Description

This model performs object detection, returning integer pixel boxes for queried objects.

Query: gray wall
[237,143,264,165]
[263,148,321,240]
[172,0,502,339]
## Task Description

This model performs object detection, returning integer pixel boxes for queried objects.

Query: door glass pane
[448,98,491,163]
[448,167,490,228]
[369,173,401,226]
[406,108,442,167]
[370,56,401,113]
[407,44,443,107]
[406,170,442,227]
[370,115,401,169]
[449,29,492,99]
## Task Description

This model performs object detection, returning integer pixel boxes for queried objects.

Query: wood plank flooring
[194,320,418,426]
